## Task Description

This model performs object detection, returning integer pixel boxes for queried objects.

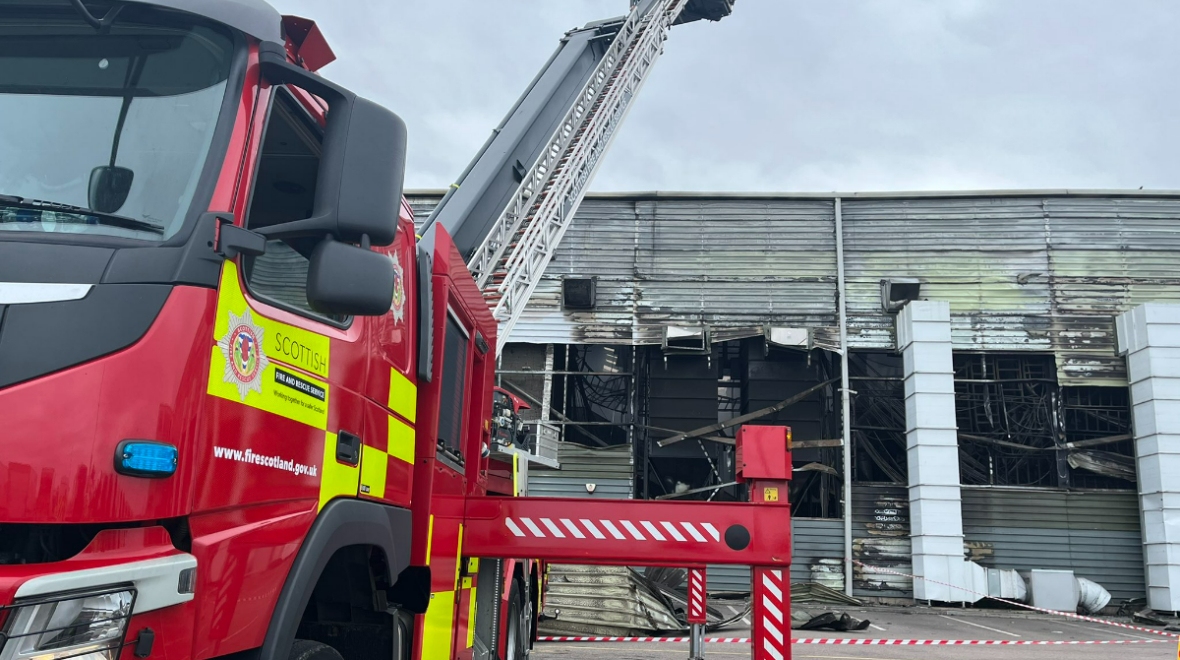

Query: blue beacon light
[115,440,178,478]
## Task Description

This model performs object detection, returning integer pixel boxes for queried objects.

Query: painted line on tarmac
[1055,620,1160,642]
[938,614,1020,637]
[850,558,1180,640]
[537,636,1167,645]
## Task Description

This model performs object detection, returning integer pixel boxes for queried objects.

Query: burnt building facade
[409,189,1180,606]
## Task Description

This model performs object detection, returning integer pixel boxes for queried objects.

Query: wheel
[288,640,345,660]
[505,578,531,660]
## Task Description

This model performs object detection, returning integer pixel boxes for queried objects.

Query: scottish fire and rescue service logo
[390,253,405,323]
[218,309,270,401]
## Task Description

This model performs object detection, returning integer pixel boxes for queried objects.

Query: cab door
[197,82,373,516]
[361,206,419,510]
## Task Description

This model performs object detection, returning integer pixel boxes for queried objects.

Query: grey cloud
[269,0,1180,192]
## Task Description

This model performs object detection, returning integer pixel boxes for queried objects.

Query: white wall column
[898,301,971,601]
[1116,303,1180,612]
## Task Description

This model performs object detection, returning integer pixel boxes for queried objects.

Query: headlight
[0,588,135,660]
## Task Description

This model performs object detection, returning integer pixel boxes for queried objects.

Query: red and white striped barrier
[753,567,788,660]
[504,516,721,544]
[849,558,1180,640]
[537,636,1167,645]
[687,568,707,624]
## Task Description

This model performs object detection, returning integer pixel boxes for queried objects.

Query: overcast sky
[270,1,1180,193]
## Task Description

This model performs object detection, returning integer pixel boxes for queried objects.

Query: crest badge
[390,253,406,323]
[218,309,270,401]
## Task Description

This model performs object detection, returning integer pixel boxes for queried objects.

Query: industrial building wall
[842,195,1180,385]
[527,442,633,499]
[410,191,1180,386]
[961,487,1145,602]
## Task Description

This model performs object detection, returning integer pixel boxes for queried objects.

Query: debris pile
[538,565,748,637]
[540,569,875,636]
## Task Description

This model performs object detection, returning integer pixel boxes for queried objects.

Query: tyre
[393,608,414,660]
[288,640,345,660]
[505,578,530,660]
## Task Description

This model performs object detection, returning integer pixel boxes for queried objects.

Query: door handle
[336,431,361,467]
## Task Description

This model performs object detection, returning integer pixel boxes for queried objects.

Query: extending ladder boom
[421,0,734,355]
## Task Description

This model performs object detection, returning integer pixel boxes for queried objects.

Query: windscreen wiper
[68,0,126,33]
[0,194,164,235]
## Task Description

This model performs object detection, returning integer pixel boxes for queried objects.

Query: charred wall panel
[851,484,913,598]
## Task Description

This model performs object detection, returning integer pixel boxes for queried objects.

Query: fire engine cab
[0,3,792,660]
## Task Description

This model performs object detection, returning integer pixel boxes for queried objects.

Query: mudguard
[259,499,412,660]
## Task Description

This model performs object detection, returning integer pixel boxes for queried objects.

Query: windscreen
[0,8,235,240]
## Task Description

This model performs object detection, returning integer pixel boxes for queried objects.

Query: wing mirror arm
[211,215,267,259]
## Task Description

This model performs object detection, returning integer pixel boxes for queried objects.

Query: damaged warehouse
[410,189,1180,622]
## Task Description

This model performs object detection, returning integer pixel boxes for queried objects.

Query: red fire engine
[0,3,791,660]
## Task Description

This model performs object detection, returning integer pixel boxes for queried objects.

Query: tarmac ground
[533,607,1178,660]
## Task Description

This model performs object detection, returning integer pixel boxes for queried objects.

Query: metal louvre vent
[562,278,596,310]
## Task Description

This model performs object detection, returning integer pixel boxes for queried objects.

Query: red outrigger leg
[463,425,795,660]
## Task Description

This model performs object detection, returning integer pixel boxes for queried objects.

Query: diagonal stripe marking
[640,521,666,541]
[621,520,647,541]
[540,518,565,538]
[701,522,721,541]
[521,517,545,537]
[764,600,782,622]
[660,521,686,542]
[762,573,783,601]
[763,617,783,644]
[601,520,627,540]
[506,518,526,537]
[561,519,586,539]
[682,522,707,542]
[581,519,607,539]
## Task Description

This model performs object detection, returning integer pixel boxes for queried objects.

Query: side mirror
[256,44,406,247]
[88,166,134,213]
[307,238,394,316]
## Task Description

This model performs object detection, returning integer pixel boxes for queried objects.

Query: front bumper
[1,527,196,660]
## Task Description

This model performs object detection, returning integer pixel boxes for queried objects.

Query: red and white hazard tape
[850,558,1180,639]
[538,636,1166,645]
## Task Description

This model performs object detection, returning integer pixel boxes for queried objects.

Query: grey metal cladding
[527,443,633,499]
[961,486,1145,602]
[409,190,1180,385]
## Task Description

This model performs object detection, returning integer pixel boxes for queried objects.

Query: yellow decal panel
[360,445,388,499]
[388,417,415,464]
[421,591,455,660]
[208,261,331,429]
[318,432,360,511]
[388,369,417,423]
[466,586,477,648]
[425,514,434,566]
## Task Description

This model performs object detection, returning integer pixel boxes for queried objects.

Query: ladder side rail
[493,1,674,285]
[490,1,687,348]
[467,7,651,289]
